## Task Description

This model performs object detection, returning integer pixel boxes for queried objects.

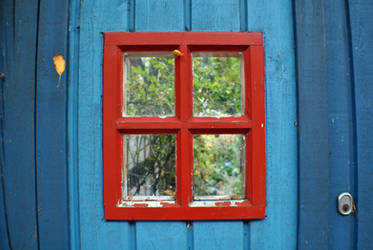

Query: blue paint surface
[193,221,245,250]
[36,0,70,248]
[0,1,39,249]
[296,0,373,249]
[325,0,355,249]
[76,0,296,249]
[246,1,298,249]
[78,1,132,249]
[295,1,329,248]
[348,1,373,249]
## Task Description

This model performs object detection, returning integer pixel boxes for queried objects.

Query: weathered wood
[246,1,298,249]
[77,0,297,248]
[133,1,188,248]
[0,2,10,249]
[295,0,329,249]
[0,0,39,249]
[78,0,132,249]
[348,1,373,249]
[324,0,356,249]
[35,0,70,248]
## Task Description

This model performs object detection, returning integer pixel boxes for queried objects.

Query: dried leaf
[53,53,66,88]
[172,49,183,57]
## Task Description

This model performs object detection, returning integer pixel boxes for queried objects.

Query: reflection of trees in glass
[125,56,174,116]
[124,55,243,199]
[193,56,242,116]
[126,135,176,198]
[193,135,243,197]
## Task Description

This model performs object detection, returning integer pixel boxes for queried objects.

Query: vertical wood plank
[193,222,244,250]
[35,0,70,248]
[136,222,188,250]
[347,1,373,249]
[135,0,184,31]
[0,2,11,249]
[68,0,81,248]
[190,0,245,248]
[78,1,132,249]
[324,0,356,249]
[191,0,240,31]
[0,0,39,249]
[134,1,189,249]
[246,1,298,249]
[294,0,329,249]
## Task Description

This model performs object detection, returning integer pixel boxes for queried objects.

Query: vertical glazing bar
[249,45,266,206]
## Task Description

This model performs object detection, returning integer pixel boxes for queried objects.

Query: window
[103,32,265,220]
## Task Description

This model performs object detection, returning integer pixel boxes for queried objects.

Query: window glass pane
[192,52,244,117]
[124,134,176,200]
[193,134,245,199]
[123,52,175,116]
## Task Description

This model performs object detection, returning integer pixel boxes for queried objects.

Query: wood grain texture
[0,1,39,249]
[136,222,188,250]
[78,0,132,249]
[0,2,11,249]
[68,0,81,248]
[76,0,296,248]
[348,1,373,249]
[135,0,184,31]
[132,0,188,246]
[324,0,356,249]
[35,0,70,248]
[294,0,329,249]
[189,1,244,248]
[193,221,244,250]
[191,0,240,31]
[246,1,298,249]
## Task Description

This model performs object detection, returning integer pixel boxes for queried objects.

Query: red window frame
[103,32,265,220]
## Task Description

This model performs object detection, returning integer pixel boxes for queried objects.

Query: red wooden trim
[103,32,266,220]
[116,119,252,130]
[103,45,123,207]
[177,129,193,206]
[104,32,263,46]
[105,205,265,220]
[249,46,266,206]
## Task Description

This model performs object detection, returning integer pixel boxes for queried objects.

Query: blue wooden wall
[295,0,373,249]
[76,0,297,249]
[1,0,372,249]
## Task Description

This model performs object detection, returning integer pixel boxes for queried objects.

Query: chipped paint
[118,200,176,208]
[215,201,232,207]
[189,199,248,207]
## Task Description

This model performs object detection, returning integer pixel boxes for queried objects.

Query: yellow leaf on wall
[53,53,66,88]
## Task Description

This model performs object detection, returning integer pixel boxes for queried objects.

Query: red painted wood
[105,32,263,46]
[103,45,123,207]
[105,205,265,220]
[248,46,266,206]
[103,32,266,220]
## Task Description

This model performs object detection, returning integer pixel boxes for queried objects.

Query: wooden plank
[133,0,189,247]
[193,221,244,250]
[35,0,70,248]
[191,0,240,31]
[246,0,298,249]
[294,0,330,249]
[347,1,373,249]
[78,0,133,249]
[68,0,81,248]
[324,0,356,249]
[190,1,245,248]
[135,0,184,31]
[0,1,39,249]
[136,222,188,250]
[0,2,11,249]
